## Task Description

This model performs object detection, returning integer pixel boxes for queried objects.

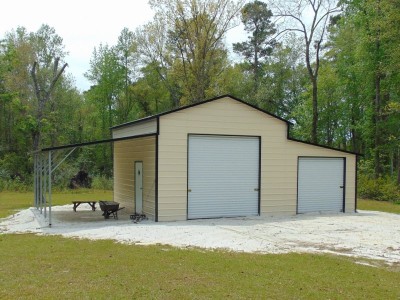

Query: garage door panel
[188,135,259,219]
[298,157,344,213]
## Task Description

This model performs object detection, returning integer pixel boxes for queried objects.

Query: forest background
[0,0,399,203]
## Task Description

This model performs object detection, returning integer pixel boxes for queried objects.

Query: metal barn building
[111,95,357,222]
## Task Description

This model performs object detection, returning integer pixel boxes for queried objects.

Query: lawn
[0,234,399,299]
[358,198,400,214]
[1,192,399,298]
[0,190,112,218]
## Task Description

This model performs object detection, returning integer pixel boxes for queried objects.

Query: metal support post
[43,154,47,217]
[35,154,39,208]
[39,154,43,214]
[48,151,52,227]
[33,154,37,208]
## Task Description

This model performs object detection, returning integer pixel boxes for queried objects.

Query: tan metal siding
[113,136,156,219]
[157,97,356,221]
[112,119,157,139]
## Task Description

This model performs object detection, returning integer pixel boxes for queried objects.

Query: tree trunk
[351,106,357,152]
[397,148,400,186]
[374,72,382,178]
[32,132,40,153]
[311,78,318,144]
[305,39,319,144]
[254,41,259,95]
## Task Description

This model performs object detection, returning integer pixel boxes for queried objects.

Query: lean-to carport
[33,134,156,227]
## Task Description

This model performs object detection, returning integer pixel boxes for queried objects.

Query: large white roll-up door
[188,135,260,219]
[298,157,345,213]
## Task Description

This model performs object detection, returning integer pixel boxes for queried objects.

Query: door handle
[254,188,259,191]
[339,186,344,189]
[188,189,192,192]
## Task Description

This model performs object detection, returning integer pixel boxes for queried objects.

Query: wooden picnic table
[72,201,97,212]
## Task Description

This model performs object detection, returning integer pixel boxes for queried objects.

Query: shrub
[0,177,32,192]
[358,174,400,202]
[91,175,113,190]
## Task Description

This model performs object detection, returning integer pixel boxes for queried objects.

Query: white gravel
[1,204,399,264]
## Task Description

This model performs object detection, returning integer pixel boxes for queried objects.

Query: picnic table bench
[72,201,97,212]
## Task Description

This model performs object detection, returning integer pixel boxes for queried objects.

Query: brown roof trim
[287,137,361,156]
[41,133,157,152]
[111,94,293,130]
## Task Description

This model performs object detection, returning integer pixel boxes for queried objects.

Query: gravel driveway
[1,205,399,264]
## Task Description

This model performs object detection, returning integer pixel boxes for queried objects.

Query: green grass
[358,198,400,214]
[1,193,400,298]
[0,234,399,299]
[0,190,112,218]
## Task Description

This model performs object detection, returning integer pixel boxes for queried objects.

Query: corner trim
[155,117,159,222]
[258,136,261,216]
[343,157,346,213]
[355,156,359,212]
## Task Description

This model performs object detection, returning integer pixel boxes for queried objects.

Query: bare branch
[48,61,68,93]
[53,57,59,78]
[273,28,304,41]
[314,7,341,29]
[30,62,41,102]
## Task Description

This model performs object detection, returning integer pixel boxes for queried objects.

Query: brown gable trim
[287,137,360,156]
[111,94,293,130]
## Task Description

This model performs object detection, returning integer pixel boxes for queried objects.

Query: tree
[357,0,400,178]
[115,28,139,123]
[261,39,307,118]
[233,0,276,94]
[135,18,182,107]
[1,25,69,152]
[328,0,400,178]
[269,0,341,143]
[146,0,244,103]
[85,44,125,132]
[129,62,172,116]
[0,25,85,182]
[30,57,67,151]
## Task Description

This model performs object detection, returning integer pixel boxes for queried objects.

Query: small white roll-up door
[298,157,345,213]
[188,135,259,219]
